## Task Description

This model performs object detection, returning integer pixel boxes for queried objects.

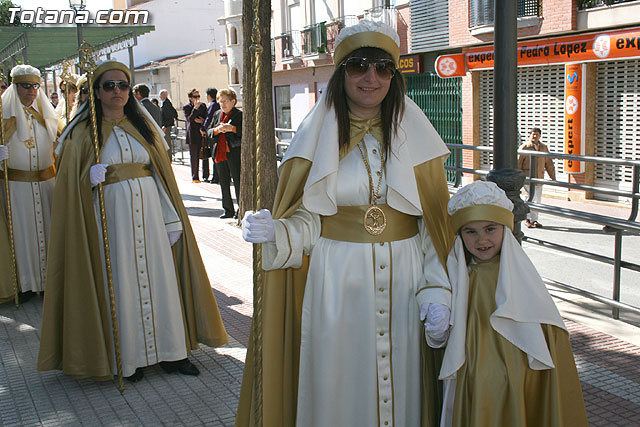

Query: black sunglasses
[342,57,396,80]
[101,80,130,92]
[18,82,40,90]
[80,87,89,95]
[191,94,201,99]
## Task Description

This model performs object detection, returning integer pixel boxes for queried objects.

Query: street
[0,161,639,426]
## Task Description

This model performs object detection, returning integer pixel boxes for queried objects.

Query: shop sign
[564,64,585,173]
[398,54,422,74]
[435,26,640,77]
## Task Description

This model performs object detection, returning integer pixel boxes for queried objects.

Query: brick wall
[397,4,411,54]
[449,0,578,47]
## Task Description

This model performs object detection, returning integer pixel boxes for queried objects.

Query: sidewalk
[1,162,639,426]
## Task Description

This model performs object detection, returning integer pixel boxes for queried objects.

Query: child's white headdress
[448,180,514,232]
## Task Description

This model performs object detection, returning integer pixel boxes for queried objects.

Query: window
[230,26,238,45]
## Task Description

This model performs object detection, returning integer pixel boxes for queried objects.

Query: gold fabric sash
[321,204,419,243]
[0,165,55,182]
[104,163,152,185]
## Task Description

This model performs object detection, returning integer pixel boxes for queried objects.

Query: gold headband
[333,31,400,67]
[451,205,514,233]
[93,61,132,83]
[13,74,40,85]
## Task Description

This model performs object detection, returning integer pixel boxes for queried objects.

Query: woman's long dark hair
[325,47,406,157]
[92,75,155,148]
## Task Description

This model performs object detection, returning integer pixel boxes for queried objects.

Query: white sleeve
[153,170,182,233]
[415,218,452,309]
[262,203,321,270]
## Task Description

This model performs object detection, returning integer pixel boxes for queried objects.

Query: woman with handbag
[207,88,242,219]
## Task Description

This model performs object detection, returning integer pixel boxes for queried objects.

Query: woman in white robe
[238,21,453,427]
[38,61,228,382]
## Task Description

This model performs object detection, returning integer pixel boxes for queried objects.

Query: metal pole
[128,47,135,86]
[612,230,622,319]
[486,0,527,242]
[77,23,84,48]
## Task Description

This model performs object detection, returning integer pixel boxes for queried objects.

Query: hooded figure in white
[437,180,587,427]
[0,64,58,294]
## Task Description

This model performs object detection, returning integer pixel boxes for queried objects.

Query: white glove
[0,145,8,161]
[90,163,109,187]
[421,303,451,343]
[168,230,182,246]
[242,209,275,243]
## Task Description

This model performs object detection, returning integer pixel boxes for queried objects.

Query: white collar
[282,93,449,216]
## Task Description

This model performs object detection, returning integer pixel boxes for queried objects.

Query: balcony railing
[282,30,302,59]
[326,15,359,52]
[469,0,541,28]
[364,6,397,31]
[302,22,328,55]
[579,0,639,9]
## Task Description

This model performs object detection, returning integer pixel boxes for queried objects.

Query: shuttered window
[478,65,565,183]
[595,59,640,195]
[410,0,449,52]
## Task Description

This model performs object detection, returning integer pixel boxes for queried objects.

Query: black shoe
[160,359,200,376]
[219,212,234,219]
[125,368,144,383]
[210,178,219,184]
[18,291,35,304]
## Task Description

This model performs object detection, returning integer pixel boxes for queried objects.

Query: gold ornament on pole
[60,59,74,125]
[0,66,20,306]
[76,42,125,394]
[250,0,264,424]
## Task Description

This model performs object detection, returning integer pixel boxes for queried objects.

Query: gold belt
[321,204,419,243]
[0,165,55,182]
[104,163,152,185]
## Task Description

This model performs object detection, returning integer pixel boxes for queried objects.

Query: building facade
[436,0,640,200]
[134,49,230,118]
[270,0,411,139]
[218,0,244,101]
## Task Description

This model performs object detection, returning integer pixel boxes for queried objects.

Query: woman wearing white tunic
[237,21,454,427]
[38,61,228,382]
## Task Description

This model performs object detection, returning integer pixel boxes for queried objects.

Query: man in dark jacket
[160,89,178,155]
[133,84,162,126]
[183,88,209,182]
[207,88,242,218]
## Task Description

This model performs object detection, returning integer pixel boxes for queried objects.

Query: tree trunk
[240,0,277,218]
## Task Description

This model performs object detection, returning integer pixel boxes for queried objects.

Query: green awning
[0,25,155,69]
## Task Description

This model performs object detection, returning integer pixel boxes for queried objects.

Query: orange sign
[564,64,585,173]
[466,27,640,70]
[435,54,466,78]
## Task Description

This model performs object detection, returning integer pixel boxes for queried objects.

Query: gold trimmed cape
[37,117,228,379]
[235,155,454,426]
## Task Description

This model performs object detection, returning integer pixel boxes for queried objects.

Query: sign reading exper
[435,27,640,78]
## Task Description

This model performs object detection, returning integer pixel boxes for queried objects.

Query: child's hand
[421,303,450,346]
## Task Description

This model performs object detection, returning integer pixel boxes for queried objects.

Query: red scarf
[214,111,230,163]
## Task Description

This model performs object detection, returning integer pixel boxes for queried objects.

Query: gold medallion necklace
[357,139,387,235]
